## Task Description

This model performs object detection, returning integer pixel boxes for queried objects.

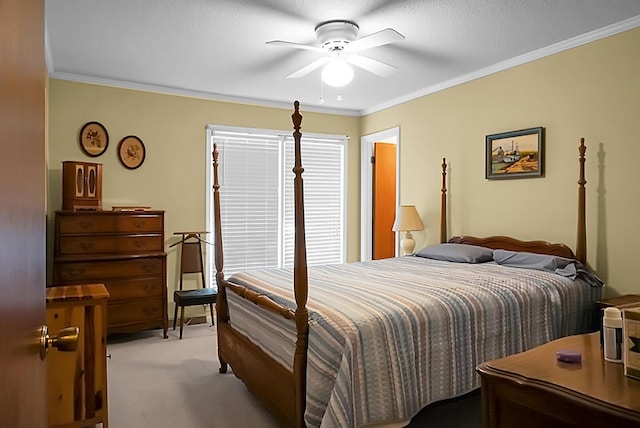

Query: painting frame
[79,121,109,157]
[117,135,146,170]
[485,127,544,180]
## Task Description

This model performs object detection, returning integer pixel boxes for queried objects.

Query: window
[205,125,346,284]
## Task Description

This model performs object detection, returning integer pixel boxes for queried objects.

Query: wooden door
[0,0,47,427]
[372,142,397,259]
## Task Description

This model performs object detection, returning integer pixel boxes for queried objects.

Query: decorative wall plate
[79,121,109,157]
[117,135,146,169]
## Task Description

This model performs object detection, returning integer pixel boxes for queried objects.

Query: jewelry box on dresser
[62,160,103,211]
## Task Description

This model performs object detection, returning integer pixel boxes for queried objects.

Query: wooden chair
[171,232,217,339]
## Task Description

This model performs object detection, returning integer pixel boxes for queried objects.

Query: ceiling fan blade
[265,40,324,53]
[347,28,405,52]
[347,54,398,77]
[286,57,331,78]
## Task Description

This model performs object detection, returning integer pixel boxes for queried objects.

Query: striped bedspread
[227,256,601,428]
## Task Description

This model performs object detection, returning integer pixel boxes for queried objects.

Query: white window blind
[207,127,346,279]
[283,137,344,267]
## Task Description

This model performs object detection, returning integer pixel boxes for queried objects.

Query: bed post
[576,138,587,265]
[440,158,447,243]
[212,143,229,373]
[292,101,309,428]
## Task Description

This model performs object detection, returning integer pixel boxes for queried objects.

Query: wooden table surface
[478,332,640,427]
[46,283,110,303]
[482,332,640,412]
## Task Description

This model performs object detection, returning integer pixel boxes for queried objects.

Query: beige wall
[363,26,640,297]
[47,83,361,318]
[48,25,639,315]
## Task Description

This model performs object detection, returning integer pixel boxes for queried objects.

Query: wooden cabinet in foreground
[46,284,109,428]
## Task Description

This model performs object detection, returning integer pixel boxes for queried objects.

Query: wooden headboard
[448,235,575,259]
[439,138,587,263]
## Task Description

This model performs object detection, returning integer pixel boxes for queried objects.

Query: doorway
[372,142,396,259]
[360,127,400,261]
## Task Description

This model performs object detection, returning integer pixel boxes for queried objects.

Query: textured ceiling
[46,0,640,116]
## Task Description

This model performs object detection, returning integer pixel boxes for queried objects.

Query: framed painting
[485,127,544,180]
[79,121,109,157]
[117,135,146,169]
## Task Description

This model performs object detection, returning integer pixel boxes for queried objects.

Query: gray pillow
[492,249,574,271]
[414,243,494,263]
[493,249,604,287]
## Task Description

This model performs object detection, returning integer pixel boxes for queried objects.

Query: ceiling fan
[266,20,405,87]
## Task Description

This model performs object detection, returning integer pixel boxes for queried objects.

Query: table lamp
[392,205,424,255]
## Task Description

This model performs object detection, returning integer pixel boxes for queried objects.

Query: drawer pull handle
[79,242,95,251]
[78,221,94,229]
[63,268,86,278]
[142,306,159,315]
[133,220,145,228]
[142,284,158,294]
[141,263,156,273]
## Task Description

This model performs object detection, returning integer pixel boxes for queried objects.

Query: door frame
[360,127,400,261]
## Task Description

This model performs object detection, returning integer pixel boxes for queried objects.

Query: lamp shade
[392,205,424,232]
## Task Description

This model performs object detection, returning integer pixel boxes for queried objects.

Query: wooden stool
[171,232,217,339]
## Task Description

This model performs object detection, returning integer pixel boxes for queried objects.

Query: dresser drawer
[57,234,164,255]
[104,277,164,301]
[57,215,114,234]
[55,257,165,282]
[107,299,164,326]
[56,212,164,234]
[114,214,163,233]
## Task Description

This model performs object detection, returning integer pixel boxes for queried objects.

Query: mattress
[226,256,601,427]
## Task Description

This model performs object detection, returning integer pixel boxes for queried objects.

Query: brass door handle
[39,325,79,360]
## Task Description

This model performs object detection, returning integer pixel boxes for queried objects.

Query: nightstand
[477,333,640,428]
[595,294,640,334]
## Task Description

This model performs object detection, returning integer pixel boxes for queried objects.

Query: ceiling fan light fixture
[316,20,359,48]
[321,59,354,87]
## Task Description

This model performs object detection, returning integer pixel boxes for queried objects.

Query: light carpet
[106,322,479,428]
[107,322,279,428]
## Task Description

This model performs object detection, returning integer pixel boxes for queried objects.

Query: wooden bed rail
[212,142,230,374]
[291,101,310,428]
[576,137,587,265]
[212,102,309,427]
[224,282,296,320]
[440,158,447,243]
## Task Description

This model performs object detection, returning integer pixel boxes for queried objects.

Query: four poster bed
[212,101,602,428]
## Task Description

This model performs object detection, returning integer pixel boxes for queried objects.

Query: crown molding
[47,71,361,117]
[361,15,640,116]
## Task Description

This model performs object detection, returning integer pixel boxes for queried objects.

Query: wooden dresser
[477,332,640,428]
[53,210,168,338]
